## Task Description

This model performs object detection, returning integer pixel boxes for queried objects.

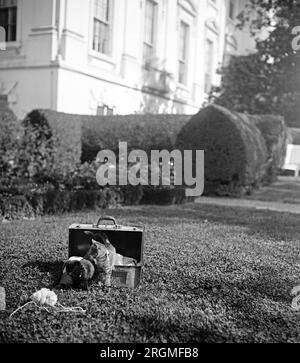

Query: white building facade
[0,0,255,119]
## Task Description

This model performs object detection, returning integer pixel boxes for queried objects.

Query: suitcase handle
[95,216,117,227]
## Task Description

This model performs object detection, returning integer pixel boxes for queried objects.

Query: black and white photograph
[0,0,300,348]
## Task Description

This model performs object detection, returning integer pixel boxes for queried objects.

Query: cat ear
[96,232,111,246]
[91,240,104,251]
[92,233,106,245]
[100,232,109,242]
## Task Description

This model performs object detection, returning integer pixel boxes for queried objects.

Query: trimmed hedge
[81,114,191,162]
[245,114,288,182]
[288,128,300,145]
[19,107,288,201]
[24,110,191,164]
[176,105,268,196]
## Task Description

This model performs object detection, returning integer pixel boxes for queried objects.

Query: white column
[27,0,58,63]
[121,0,142,84]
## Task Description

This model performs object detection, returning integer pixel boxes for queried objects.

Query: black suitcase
[69,216,144,288]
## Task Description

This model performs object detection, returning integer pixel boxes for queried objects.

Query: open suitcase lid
[69,223,143,232]
[69,216,145,263]
[69,216,144,233]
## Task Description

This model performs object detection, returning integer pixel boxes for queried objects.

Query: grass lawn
[1,203,300,343]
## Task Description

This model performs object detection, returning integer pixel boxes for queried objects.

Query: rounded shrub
[175,105,268,196]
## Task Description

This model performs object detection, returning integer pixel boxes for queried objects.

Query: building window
[93,0,112,55]
[229,0,235,20]
[204,39,214,94]
[0,0,17,42]
[178,21,189,85]
[97,105,114,116]
[143,0,157,69]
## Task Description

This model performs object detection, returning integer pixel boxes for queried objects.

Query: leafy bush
[17,114,55,183]
[176,105,268,196]
[22,110,82,180]
[0,185,193,219]
[120,185,144,206]
[0,187,123,220]
[1,156,192,219]
[0,195,35,220]
[62,161,100,191]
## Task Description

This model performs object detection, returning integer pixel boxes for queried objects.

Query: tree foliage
[210,0,300,127]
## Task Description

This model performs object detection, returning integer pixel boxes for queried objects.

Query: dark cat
[59,256,95,290]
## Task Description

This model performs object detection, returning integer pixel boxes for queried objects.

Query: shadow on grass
[128,314,229,343]
[115,204,300,242]
[176,264,298,342]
